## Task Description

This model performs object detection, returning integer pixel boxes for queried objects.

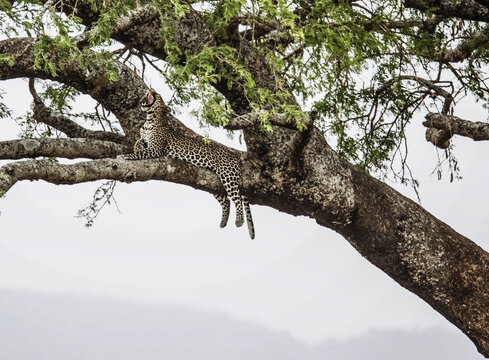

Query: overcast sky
[1,77,488,359]
[0,289,482,360]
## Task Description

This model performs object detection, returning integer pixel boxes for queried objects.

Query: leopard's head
[141,88,171,116]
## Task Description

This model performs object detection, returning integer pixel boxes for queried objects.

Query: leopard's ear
[162,104,172,114]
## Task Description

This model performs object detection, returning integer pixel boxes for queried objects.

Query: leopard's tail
[242,196,255,240]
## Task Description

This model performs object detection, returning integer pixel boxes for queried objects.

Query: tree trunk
[242,125,489,356]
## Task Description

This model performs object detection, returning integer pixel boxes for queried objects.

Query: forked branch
[28,79,126,143]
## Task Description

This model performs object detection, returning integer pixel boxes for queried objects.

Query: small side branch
[378,75,454,114]
[238,13,280,41]
[76,180,120,227]
[225,111,314,130]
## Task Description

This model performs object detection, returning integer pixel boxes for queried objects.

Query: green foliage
[41,84,80,113]
[0,53,13,66]
[195,91,234,127]
[4,0,489,179]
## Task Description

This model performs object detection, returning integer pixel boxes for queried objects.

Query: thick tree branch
[28,79,125,143]
[242,127,489,356]
[440,24,489,62]
[423,112,489,148]
[405,0,489,22]
[0,37,147,143]
[0,138,125,160]
[0,157,225,197]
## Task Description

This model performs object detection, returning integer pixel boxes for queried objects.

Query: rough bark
[0,157,225,196]
[425,127,452,149]
[0,138,125,160]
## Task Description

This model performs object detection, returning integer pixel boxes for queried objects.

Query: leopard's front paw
[116,154,128,160]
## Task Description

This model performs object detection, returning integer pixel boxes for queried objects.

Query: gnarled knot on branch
[423,112,489,148]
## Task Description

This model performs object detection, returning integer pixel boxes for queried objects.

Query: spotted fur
[118,89,255,239]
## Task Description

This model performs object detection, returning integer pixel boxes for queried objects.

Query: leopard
[118,88,255,239]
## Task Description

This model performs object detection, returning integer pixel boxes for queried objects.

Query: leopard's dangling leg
[233,198,244,227]
[228,188,244,228]
[213,193,230,228]
[215,170,244,228]
[243,196,255,240]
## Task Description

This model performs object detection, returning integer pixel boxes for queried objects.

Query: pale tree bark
[0,1,489,357]
[0,138,124,159]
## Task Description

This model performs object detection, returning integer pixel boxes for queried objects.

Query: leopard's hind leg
[216,172,244,228]
[228,187,244,228]
[213,193,230,228]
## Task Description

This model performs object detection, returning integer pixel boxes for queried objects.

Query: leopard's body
[119,89,255,239]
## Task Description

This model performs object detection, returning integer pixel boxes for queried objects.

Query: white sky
[1,76,488,351]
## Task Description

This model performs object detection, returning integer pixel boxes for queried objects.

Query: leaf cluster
[3,0,489,179]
